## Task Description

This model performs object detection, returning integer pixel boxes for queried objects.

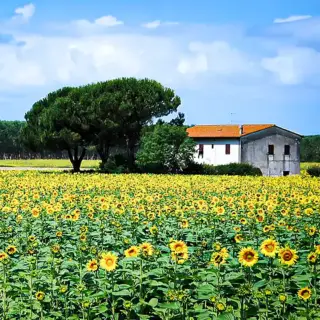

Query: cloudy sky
[0,0,319,134]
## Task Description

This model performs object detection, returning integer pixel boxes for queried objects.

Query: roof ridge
[191,124,275,126]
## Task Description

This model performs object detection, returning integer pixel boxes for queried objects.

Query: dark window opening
[212,144,214,149]
[225,144,231,155]
[198,144,204,158]
[284,145,290,155]
[268,144,274,155]
[283,171,290,176]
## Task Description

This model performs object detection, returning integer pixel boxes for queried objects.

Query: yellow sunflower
[235,234,243,243]
[6,245,17,255]
[0,251,9,261]
[124,246,140,258]
[216,207,225,215]
[309,227,317,236]
[279,247,298,266]
[51,244,60,254]
[298,287,312,301]
[140,243,154,257]
[31,208,40,218]
[171,251,188,264]
[56,231,63,238]
[220,248,229,258]
[86,259,99,272]
[169,240,188,254]
[210,252,226,267]
[35,291,45,301]
[263,226,270,233]
[240,218,247,225]
[308,252,318,264]
[150,226,158,235]
[260,239,279,258]
[216,302,226,311]
[238,247,259,267]
[180,219,189,229]
[100,252,118,272]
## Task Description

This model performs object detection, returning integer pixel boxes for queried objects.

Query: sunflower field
[1,171,320,319]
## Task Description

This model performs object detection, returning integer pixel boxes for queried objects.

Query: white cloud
[69,15,123,34]
[177,41,254,76]
[0,31,262,94]
[142,20,179,29]
[261,47,320,85]
[94,15,123,27]
[273,15,312,24]
[0,33,181,91]
[142,20,161,29]
[13,3,35,23]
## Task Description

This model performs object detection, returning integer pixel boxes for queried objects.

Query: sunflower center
[244,252,254,261]
[106,259,113,266]
[283,251,293,261]
[266,244,274,252]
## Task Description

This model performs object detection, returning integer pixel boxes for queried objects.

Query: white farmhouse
[187,124,302,176]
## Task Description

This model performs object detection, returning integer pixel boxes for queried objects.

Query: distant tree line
[0,120,98,160]
[300,135,320,162]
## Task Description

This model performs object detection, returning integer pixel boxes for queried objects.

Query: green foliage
[136,123,196,173]
[307,166,320,177]
[184,162,262,176]
[99,154,128,173]
[0,121,26,157]
[92,78,181,169]
[204,163,262,176]
[301,136,320,162]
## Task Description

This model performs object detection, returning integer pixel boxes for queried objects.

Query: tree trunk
[126,139,136,171]
[67,146,86,173]
[97,143,110,168]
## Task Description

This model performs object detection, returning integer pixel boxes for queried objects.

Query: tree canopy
[22,78,181,171]
[136,116,196,173]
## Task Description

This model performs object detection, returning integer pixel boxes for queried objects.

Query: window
[225,144,231,155]
[212,144,214,149]
[283,171,290,176]
[284,145,290,155]
[198,144,204,158]
[268,144,274,155]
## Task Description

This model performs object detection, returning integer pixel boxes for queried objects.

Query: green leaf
[98,303,108,313]
[148,298,158,307]
[217,312,235,320]
[157,302,180,310]
[253,279,267,289]
[197,284,215,299]
[112,290,131,297]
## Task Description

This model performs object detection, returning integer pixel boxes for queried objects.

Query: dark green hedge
[307,166,320,177]
[183,162,262,176]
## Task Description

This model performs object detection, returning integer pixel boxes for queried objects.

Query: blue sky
[0,1,320,134]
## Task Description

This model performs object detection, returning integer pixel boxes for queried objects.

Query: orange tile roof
[187,124,275,138]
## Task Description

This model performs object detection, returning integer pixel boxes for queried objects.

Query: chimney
[239,125,244,135]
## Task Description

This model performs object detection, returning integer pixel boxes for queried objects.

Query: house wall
[193,139,240,165]
[241,133,300,176]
